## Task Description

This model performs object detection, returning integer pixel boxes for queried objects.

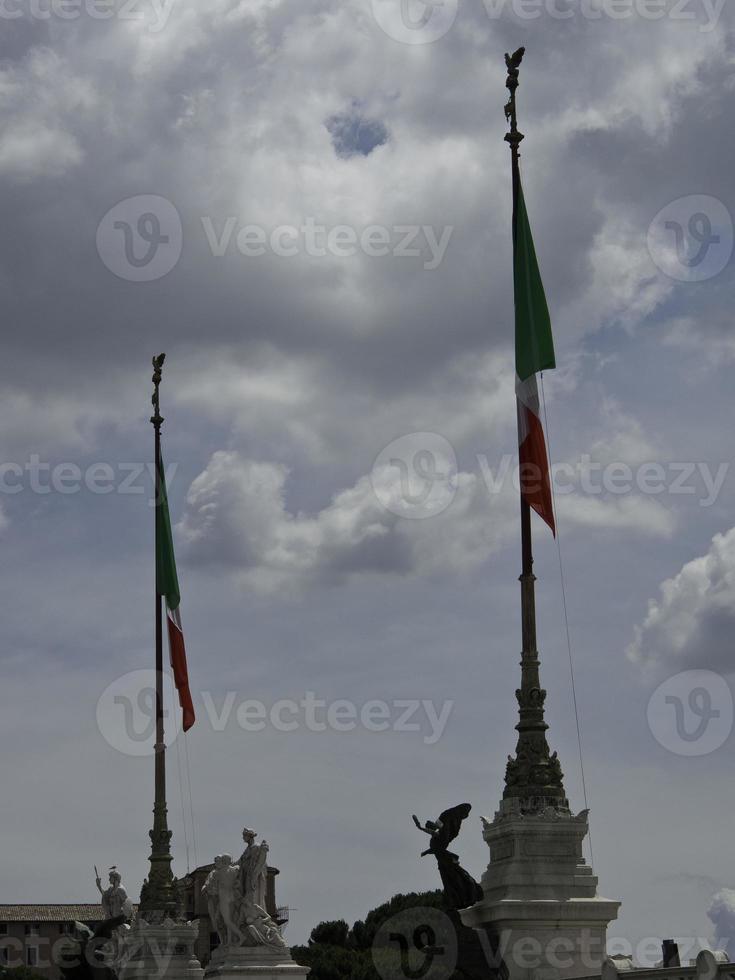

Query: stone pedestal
[117,916,204,980]
[204,945,309,980]
[460,801,620,980]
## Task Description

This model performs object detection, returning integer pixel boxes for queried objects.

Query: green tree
[292,890,446,980]
[293,941,378,980]
[309,921,350,948]
[353,890,445,950]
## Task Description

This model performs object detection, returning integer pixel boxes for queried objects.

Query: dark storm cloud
[0,0,728,410]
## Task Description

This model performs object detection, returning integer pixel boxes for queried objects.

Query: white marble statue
[95,866,134,922]
[202,855,245,947]
[240,901,286,950]
[239,828,269,909]
[203,831,286,953]
[93,865,134,969]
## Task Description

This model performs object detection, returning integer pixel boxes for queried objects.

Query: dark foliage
[292,890,447,980]
[0,969,48,980]
[309,921,351,948]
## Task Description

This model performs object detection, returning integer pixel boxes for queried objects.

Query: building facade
[0,864,287,976]
[0,904,101,979]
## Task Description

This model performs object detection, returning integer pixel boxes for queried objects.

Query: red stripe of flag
[167,604,195,733]
[516,375,555,536]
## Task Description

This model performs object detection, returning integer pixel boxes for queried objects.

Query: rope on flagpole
[539,371,595,871]
[166,666,199,873]
[168,669,192,874]
[183,732,198,870]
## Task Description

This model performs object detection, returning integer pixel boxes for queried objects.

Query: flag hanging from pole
[156,454,195,732]
[514,178,556,536]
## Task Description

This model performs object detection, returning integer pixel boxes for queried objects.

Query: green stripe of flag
[514,180,556,382]
[156,455,181,611]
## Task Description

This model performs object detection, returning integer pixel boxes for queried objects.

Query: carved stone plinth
[117,916,204,980]
[461,801,620,980]
[204,945,309,980]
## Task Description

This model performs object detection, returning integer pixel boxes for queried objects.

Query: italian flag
[156,454,196,732]
[514,178,556,536]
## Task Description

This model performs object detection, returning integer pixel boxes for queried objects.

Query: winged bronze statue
[412,804,483,910]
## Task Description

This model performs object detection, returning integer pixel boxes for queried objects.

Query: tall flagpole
[502,50,568,813]
[504,48,537,657]
[139,353,181,919]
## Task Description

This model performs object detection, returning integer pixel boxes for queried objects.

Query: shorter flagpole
[153,357,165,857]
[139,353,180,919]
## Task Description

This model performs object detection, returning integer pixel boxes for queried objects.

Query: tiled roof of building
[0,905,102,922]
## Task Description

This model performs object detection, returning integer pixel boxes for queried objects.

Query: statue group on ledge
[202,827,287,952]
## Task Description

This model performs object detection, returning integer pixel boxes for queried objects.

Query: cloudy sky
[1,0,735,962]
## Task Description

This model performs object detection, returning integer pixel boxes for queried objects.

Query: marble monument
[203,829,309,980]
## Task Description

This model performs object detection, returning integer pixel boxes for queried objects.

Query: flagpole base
[460,802,619,980]
[204,946,310,980]
[117,916,204,980]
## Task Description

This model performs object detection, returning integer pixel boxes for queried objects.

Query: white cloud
[176,450,516,592]
[664,315,735,367]
[178,426,679,594]
[588,400,666,468]
[557,494,675,537]
[0,48,96,180]
[708,889,735,960]
[628,527,735,671]
[554,402,676,538]
[563,215,675,337]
